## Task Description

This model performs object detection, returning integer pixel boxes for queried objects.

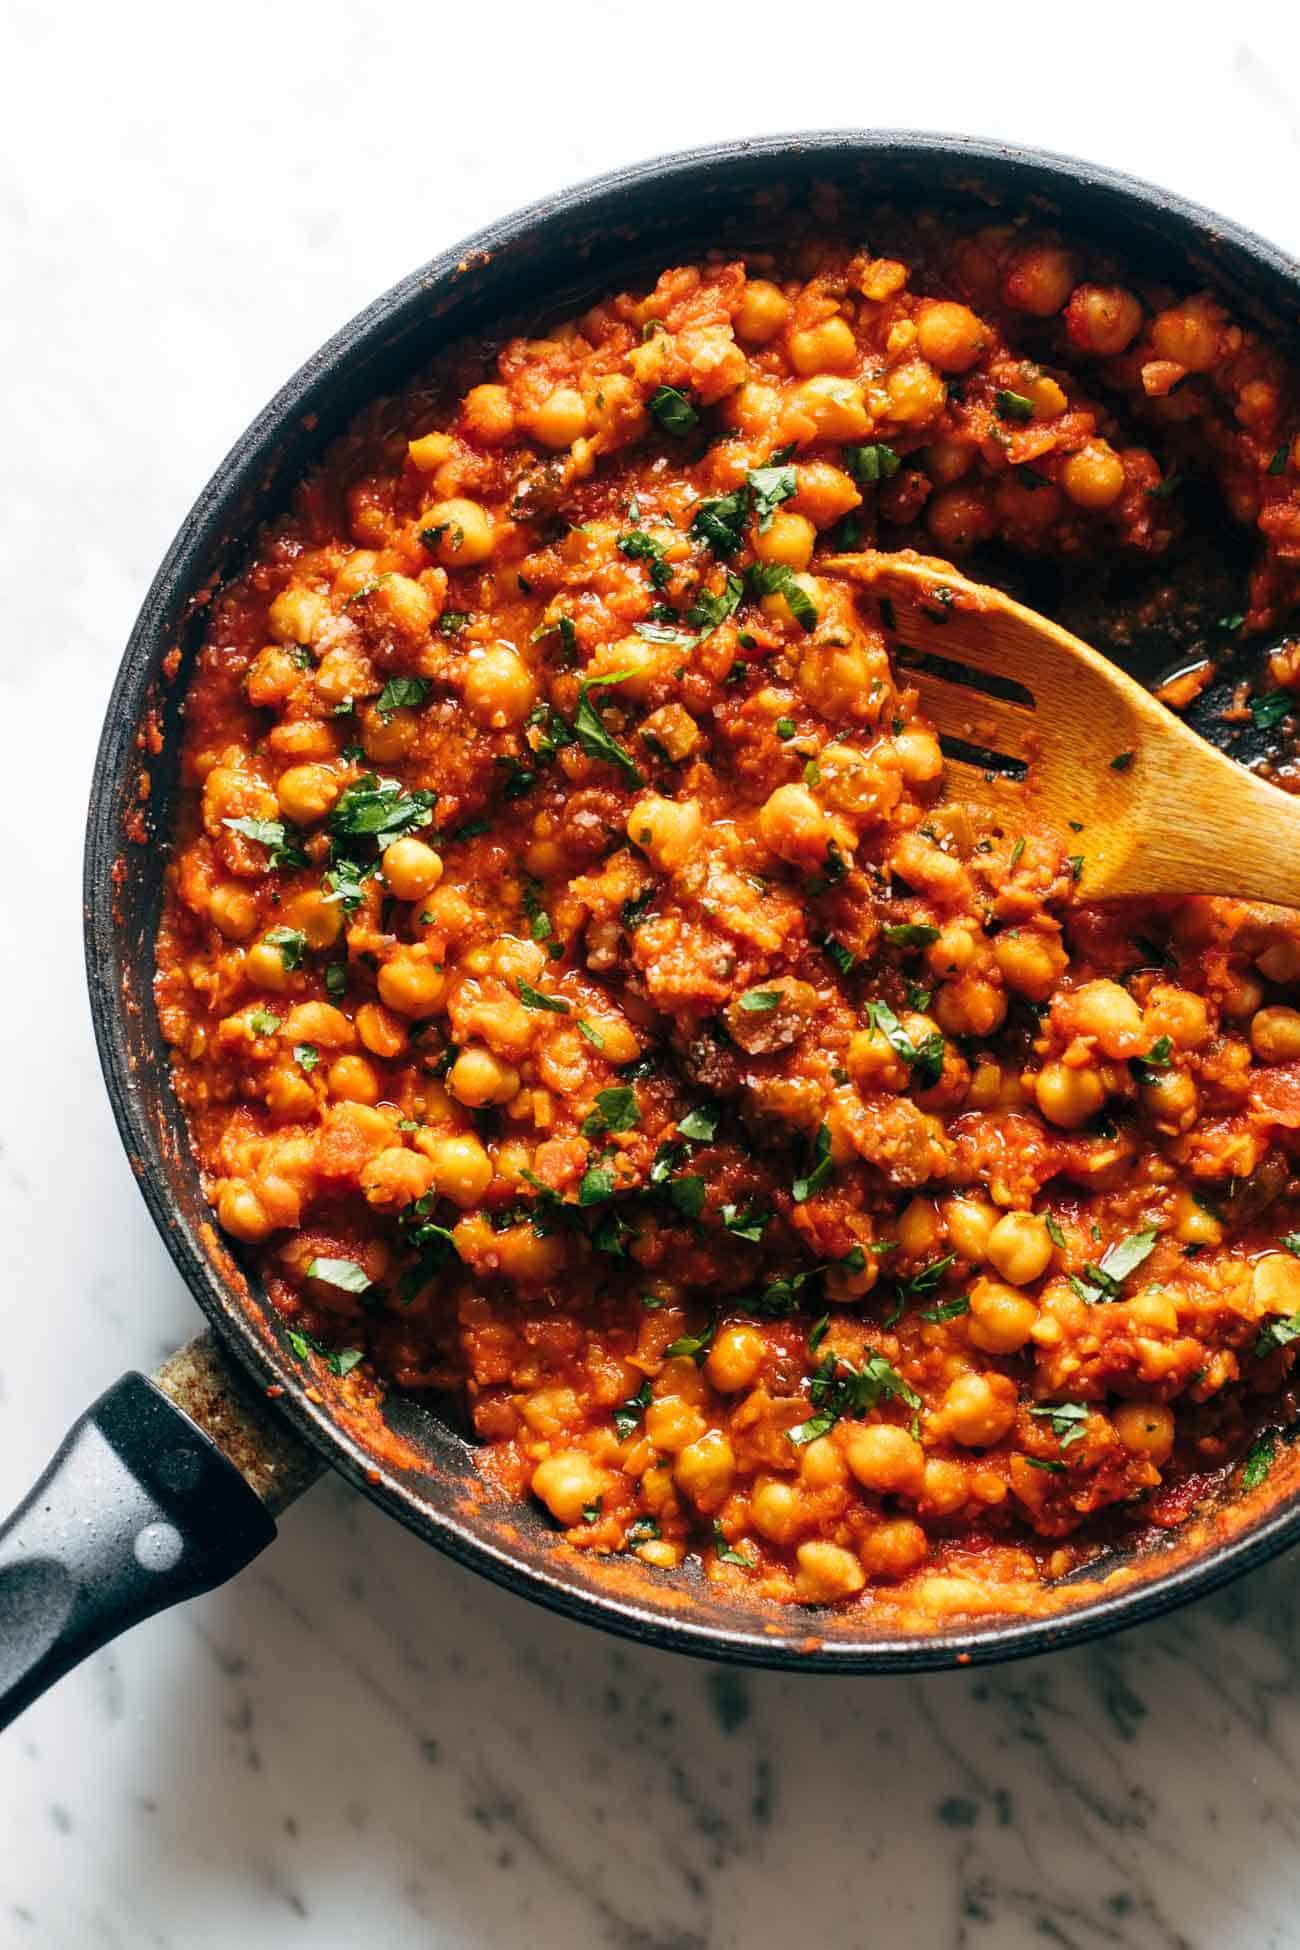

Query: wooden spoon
[823,551,1300,906]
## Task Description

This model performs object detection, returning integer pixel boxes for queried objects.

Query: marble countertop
[6,5,1300,1943]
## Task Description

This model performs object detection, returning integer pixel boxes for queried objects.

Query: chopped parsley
[286,1329,364,1377]
[712,1522,755,1567]
[648,385,699,435]
[265,926,306,971]
[745,464,797,530]
[328,774,436,845]
[305,1256,372,1294]
[738,989,783,1013]
[863,998,945,1089]
[669,1174,707,1221]
[995,389,1035,423]
[247,1008,281,1038]
[919,1295,970,1323]
[677,1103,721,1142]
[618,528,673,590]
[1241,1432,1277,1491]
[222,815,305,870]
[664,1317,715,1362]
[293,1042,319,1073]
[518,979,570,1014]
[581,1086,640,1137]
[1068,1227,1159,1305]
[1028,1401,1089,1448]
[376,675,429,720]
[685,571,744,637]
[571,671,645,785]
[843,443,901,485]
[747,561,818,631]
[1110,751,1135,772]
[882,922,941,949]
[789,1351,920,1446]
[613,1379,653,1440]
[792,1122,833,1203]
[1250,691,1292,732]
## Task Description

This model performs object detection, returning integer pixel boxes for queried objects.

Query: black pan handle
[0,1370,278,1731]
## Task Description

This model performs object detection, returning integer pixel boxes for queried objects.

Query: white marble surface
[7,3,1300,1943]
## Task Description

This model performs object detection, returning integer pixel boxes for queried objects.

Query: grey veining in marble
[5,2,1300,1943]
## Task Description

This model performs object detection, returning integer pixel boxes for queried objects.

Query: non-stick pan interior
[84,133,1300,1669]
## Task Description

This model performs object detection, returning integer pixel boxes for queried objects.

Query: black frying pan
[5,132,1300,1726]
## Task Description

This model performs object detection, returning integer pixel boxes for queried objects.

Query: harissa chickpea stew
[154,209,1300,1621]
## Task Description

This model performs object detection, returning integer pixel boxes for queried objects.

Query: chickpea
[644,1397,708,1454]
[361,1145,436,1211]
[377,950,447,1019]
[462,383,515,444]
[355,1002,408,1060]
[967,1276,1039,1354]
[328,1054,380,1105]
[1254,1252,1300,1315]
[245,940,294,993]
[926,437,975,486]
[885,361,946,426]
[382,836,444,901]
[788,316,857,375]
[749,1477,803,1545]
[706,1323,766,1392]
[799,1436,848,1488]
[462,643,536,729]
[844,1422,925,1496]
[1140,1069,1198,1131]
[360,704,417,764]
[1112,1401,1175,1465]
[933,974,1006,1039]
[266,1067,316,1122]
[1061,441,1126,511]
[674,1430,736,1510]
[994,928,1065,1002]
[1251,1005,1300,1063]
[928,924,976,979]
[448,1044,520,1108]
[753,509,816,569]
[1067,283,1143,357]
[735,278,790,345]
[421,497,495,566]
[524,387,587,450]
[790,461,862,529]
[939,1371,1018,1448]
[1003,244,1074,317]
[1222,970,1264,1019]
[280,1000,355,1047]
[986,1213,1053,1286]
[797,638,885,721]
[926,484,995,552]
[1035,1060,1106,1129]
[915,301,986,374]
[209,884,259,941]
[898,1197,944,1258]
[627,793,703,872]
[893,726,943,785]
[860,1520,928,1580]
[1256,938,1300,985]
[1132,1286,1179,1334]
[1068,979,1143,1055]
[531,1451,609,1527]
[944,1194,996,1262]
[846,1023,908,1092]
[757,782,852,869]
[407,430,454,472]
[218,1179,274,1243]
[281,888,344,950]
[268,585,329,645]
[1151,300,1220,373]
[276,763,340,826]
[421,1129,492,1207]
[795,1541,865,1603]
[921,1456,968,1516]
[788,375,871,442]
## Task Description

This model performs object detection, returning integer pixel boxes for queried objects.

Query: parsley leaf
[1242,1432,1277,1490]
[613,1379,653,1440]
[581,1086,640,1136]
[376,675,429,719]
[578,1164,616,1205]
[664,1317,715,1362]
[518,979,570,1014]
[1068,1227,1159,1304]
[690,490,748,558]
[677,1103,721,1142]
[669,1175,707,1221]
[686,571,744,637]
[1251,691,1292,732]
[747,561,818,631]
[571,672,645,785]
[882,922,941,948]
[789,1351,920,1446]
[265,925,306,971]
[648,385,699,435]
[721,1204,768,1243]
[618,529,673,590]
[1028,1400,1089,1448]
[996,389,1035,422]
[305,1256,372,1294]
[844,443,901,484]
[919,1295,970,1323]
[222,815,305,870]
[746,464,797,531]
[738,989,783,1013]
[712,1521,755,1567]
[247,1008,281,1038]
[792,1123,833,1203]
[329,774,436,844]
[293,1041,319,1073]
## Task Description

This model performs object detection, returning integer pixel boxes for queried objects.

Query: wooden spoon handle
[1108,754,1300,908]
